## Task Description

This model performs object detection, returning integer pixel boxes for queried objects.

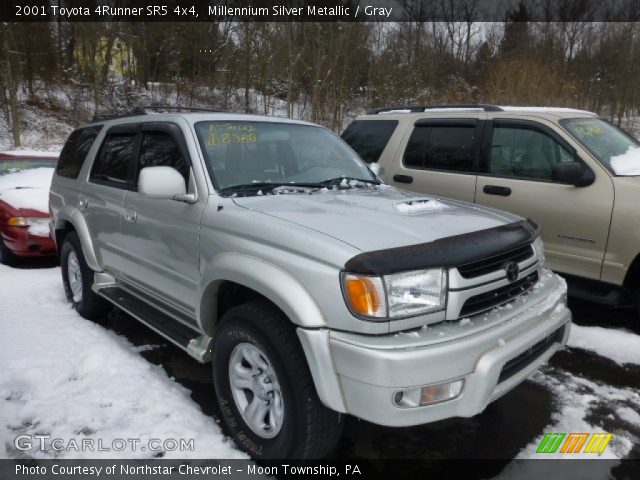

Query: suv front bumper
[298,270,570,427]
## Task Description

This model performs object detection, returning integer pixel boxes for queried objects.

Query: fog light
[420,381,463,405]
[393,379,464,408]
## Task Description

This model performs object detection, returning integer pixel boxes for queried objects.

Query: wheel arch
[197,253,327,337]
[53,208,101,271]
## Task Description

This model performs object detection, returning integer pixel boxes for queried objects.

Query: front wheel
[60,232,112,320]
[212,300,343,459]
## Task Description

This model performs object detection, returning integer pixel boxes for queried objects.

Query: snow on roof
[0,149,59,158]
[0,167,55,212]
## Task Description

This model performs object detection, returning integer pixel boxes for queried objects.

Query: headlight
[7,217,28,226]
[7,217,44,227]
[342,268,447,321]
[532,236,546,266]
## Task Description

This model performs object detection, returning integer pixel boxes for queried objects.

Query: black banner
[1,459,640,480]
[2,0,640,23]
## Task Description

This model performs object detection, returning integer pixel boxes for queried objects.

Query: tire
[0,239,17,266]
[60,232,112,320]
[212,300,343,459]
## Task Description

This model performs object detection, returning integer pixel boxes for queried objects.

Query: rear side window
[404,125,476,172]
[90,134,136,186]
[137,132,189,185]
[341,120,398,163]
[56,126,102,179]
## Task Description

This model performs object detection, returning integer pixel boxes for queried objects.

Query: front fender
[55,206,101,271]
[197,252,327,334]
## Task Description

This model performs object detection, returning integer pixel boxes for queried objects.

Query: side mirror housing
[553,162,595,187]
[138,166,186,199]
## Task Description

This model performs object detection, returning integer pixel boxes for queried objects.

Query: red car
[0,151,59,264]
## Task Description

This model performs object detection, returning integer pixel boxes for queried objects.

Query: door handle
[393,174,414,184]
[78,199,88,211]
[483,185,512,197]
[123,209,137,223]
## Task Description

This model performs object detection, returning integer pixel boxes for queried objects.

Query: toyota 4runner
[50,111,571,458]
[342,104,640,316]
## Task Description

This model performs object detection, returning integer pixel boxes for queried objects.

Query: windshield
[561,118,640,176]
[194,121,377,195]
[0,158,57,176]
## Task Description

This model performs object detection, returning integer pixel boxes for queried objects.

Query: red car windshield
[0,157,57,176]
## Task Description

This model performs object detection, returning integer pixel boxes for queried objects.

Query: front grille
[498,325,566,383]
[459,271,539,317]
[457,244,534,279]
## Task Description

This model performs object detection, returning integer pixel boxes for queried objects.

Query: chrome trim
[449,252,538,290]
[446,261,539,320]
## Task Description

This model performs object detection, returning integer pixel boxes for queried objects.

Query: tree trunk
[1,24,21,147]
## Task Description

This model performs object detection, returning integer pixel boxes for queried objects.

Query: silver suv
[49,111,571,458]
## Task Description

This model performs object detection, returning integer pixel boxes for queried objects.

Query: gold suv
[343,105,640,315]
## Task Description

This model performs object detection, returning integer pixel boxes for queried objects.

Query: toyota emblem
[505,262,519,282]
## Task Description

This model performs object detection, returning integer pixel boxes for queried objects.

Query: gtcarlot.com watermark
[14,434,194,453]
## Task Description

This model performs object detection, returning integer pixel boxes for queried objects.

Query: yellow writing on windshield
[573,121,604,138]
[206,123,257,146]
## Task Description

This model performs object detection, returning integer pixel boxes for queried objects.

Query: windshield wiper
[318,176,380,187]
[221,182,324,196]
[221,177,380,196]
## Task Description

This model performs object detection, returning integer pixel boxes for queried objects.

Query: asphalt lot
[105,289,640,461]
[13,258,640,464]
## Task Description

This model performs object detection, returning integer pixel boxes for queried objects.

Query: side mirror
[138,166,186,199]
[553,162,595,187]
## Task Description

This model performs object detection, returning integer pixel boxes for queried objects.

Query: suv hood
[232,186,520,252]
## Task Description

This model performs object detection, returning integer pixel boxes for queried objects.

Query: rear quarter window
[56,125,103,179]
[341,120,398,163]
[404,124,476,172]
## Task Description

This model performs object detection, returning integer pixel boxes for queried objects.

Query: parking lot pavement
[3,262,640,464]
[103,292,640,461]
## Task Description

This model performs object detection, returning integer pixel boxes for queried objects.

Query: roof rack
[90,105,221,123]
[367,104,504,114]
[144,105,221,113]
[91,107,147,123]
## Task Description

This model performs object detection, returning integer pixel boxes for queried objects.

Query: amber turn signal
[343,274,387,318]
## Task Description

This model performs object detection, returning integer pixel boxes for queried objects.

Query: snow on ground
[568,324,640,366]
[0,168,54,212]
[496,366,640,479]
[0,265,245,459]
[0,104,75,152]
[518,368,639,460]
